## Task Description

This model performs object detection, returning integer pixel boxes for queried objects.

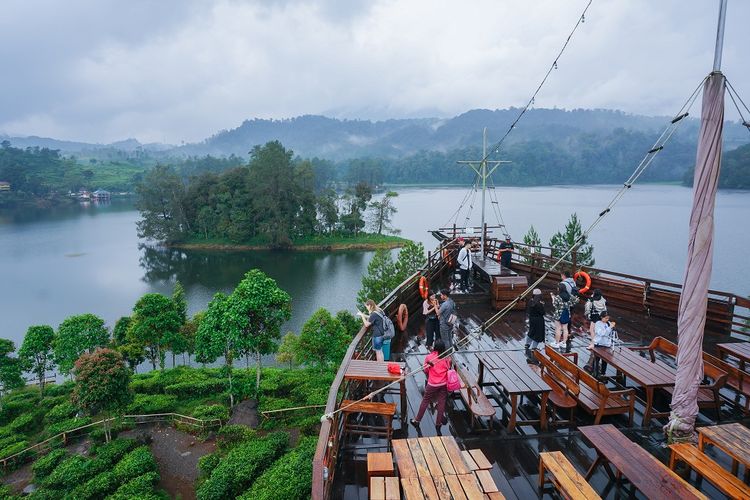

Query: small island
[171,232,409,251]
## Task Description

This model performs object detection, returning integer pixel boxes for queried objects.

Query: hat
[505,235,511,240]
[532,288,542,296]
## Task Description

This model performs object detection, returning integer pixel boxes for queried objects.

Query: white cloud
[0,0,747,143]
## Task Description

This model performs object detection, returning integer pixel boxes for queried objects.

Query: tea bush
[46,416,91,437]
[240,436,317,500]
[127,394,179,414]
[112,446,158,483]
[32,449,67,482]
[108,471,160,498]
[44,402,78,424]
[191,404,228,422]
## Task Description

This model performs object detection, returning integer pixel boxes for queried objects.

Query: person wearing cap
[456,239,473,292]
[524,288,546,357]
[498,236,515,268]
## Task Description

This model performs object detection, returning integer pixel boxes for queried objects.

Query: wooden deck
[329,278,750,499]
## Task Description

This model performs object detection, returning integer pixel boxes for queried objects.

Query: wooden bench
[454,361,495,430]
[704,351,750,413]
[545,346,635,425]
[534,350,579,427]
[370,476,400,500]
[539,451,600,500]
[668,443,750,500]
[633,337,729,418]
[341,400,396,444]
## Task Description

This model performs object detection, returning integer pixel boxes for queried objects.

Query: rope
[480,0,594,165]
[726,78,750,135]
[442,172,481,229]
[487,176,509,236]
[321,75,706,421]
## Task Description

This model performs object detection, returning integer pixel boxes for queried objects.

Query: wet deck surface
[332,280,750,499]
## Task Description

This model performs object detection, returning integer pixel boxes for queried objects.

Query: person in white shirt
[456,240,473,292]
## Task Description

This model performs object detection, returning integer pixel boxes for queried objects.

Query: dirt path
[2,438,92,495]
[121,424,215,500]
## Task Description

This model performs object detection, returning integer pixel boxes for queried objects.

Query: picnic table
[477,350,551,432]
[580,424,706,500]
[698,422,750,481]
[590,346,676,425]
[717,342,750,372]
[344,360,407,421]
[392,436,504,499]
[472,255,516,282]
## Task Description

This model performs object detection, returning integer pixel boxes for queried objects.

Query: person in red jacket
[411,339,451,428]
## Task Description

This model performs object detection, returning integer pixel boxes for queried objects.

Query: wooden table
[591,346,676,425]
[580,424,706,500]
[345,360,407,421]
[392,436,504,499]
[473,255,516,283]
[717,342,750,372]
[698,422,750,480]
[477,350,551,432]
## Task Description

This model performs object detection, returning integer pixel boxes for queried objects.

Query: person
[438,289,456,347]
[423,292,439,349]
[498,235,515,268]
[585,289,608,343]
[456,239,473,292]
[551,290,578,349]
[524,289,546,358]
[411,339,451,429]
[559,271,577,297]
[358,299,386,361]
[590,312,616,349]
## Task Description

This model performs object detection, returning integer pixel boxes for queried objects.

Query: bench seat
[341,400,396,443]
[454,361,495,430]
[668,443,750,500]
[539,451,600,500]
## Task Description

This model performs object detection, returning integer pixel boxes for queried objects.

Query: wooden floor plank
[475,470,499,493]
[445,475,469,500]
[419,476,441,500]
[393,440,417,478]
[401,477,425,500]
[429,436,457,475]
[407,438,431,477]
[462,450,480,471]
[384,476,400,500]
[456,473,485,500]
[469,449,493,470]
[370,477,385,500]
[441,436,471,474]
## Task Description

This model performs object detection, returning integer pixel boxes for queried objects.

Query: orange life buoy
[442,248,454,267]
[396,304,409,331]
[419,276,429,299]
[574,271,592,295]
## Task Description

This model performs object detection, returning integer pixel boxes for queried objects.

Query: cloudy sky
[1,0,748,144]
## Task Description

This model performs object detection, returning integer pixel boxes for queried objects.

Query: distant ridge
[2,108,748,160]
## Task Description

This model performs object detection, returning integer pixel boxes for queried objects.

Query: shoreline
[169,240,407,252]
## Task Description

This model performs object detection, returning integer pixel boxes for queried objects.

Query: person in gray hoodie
[585,289,608,348]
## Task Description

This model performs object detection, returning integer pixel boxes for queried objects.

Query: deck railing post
[572,249,577,273]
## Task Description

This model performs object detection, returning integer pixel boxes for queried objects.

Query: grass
[178,232,409,250]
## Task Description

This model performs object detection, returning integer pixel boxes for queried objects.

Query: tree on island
[368,191,399,235]
[317,188,339,234]
[0,339,24,401]
[135,164,189,244]
[18,325,56,397]
[295,309,351,370]
[549,213,595,269]
[72,348,132,442]
[128,293,182,370]
[341,182,372,236]
[55,314,110,376]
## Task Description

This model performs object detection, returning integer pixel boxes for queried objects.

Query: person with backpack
[456,239,473,292]
[584,289,608,345]
[358,299,396,361]
[551,289,578,350]
[411,339,452,429]
[559,271,578,297]
[437,289,456,347]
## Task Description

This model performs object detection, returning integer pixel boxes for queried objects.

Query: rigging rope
[441,172,480,229]
[726,78,750,135]
[321,75,706,422]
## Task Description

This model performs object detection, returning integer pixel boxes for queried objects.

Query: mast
[457,128,510,255]
[666,0,727,441]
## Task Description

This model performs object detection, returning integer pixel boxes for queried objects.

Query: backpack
[378,312,396,340]
[446,369,461,392]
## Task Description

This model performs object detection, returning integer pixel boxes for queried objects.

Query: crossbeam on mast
[457,127,511,255]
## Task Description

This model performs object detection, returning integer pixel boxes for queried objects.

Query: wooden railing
[311,239,455,500]
[0,413,224,472]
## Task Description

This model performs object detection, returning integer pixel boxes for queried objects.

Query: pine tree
[548,213,595,268]
[357,250,398,305]
[520,225,542,265]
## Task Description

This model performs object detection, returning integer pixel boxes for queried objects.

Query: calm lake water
[1,185,748,349]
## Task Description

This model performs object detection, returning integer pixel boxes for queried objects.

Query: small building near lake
[92,189,111,200]
[0,181,10,191]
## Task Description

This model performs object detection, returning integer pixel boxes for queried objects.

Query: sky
[1,0,748,144]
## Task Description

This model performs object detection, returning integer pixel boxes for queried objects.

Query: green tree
[276,332,299,369]
[112,316,132,346]
[295,309,350,369]
[195,293,237,405]
[341,182,372,235]
[0,339,24,400]
[129,293,182,370]
[520,225,542,265]
[394,240,426,283]
[55,314,110,375]
[179,312,202,365]
[72,348,132,442]
[336,310,361,337]
[317,189,339,234]
[117,342,146,373]
[367,191,399,235]
[18,325,56,397]
[357,249,398,305]
[549,213,595,268]
[169,282,189,366]
[135,164,189,243]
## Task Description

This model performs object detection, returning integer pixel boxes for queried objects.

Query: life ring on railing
[419,276,429,299]
[574,271,592,295]
[442,248,454,267]
[396,304,409,331]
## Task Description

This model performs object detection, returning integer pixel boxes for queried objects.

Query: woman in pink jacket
[411,339,451,428]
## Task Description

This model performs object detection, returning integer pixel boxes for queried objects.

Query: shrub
[0,440,29,460]
[0,397,37,426]
[112,446,158,484]
[44,401,78,424]
[32,449,67,481]
[66,470,115,500]
[164,379,227,397]
[130,376,165,395]
[9,411,42,434]
[108,471,160,498]
[191,404,229,422]
[44,381,75,397]
[89,420,130,443]
[216,425,256,452]
[241,436,317,500]
[91,437,138,466]
[196,432,289,500]
[46,416,92,437]
[43,455,98,489]
[198,453,221,477]
[126,394,178,414]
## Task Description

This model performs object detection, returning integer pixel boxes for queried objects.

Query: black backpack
[378,312,396,340]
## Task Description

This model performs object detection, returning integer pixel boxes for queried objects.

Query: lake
[1,185,748,350]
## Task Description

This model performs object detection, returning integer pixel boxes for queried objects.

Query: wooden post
[571,249,577,274]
